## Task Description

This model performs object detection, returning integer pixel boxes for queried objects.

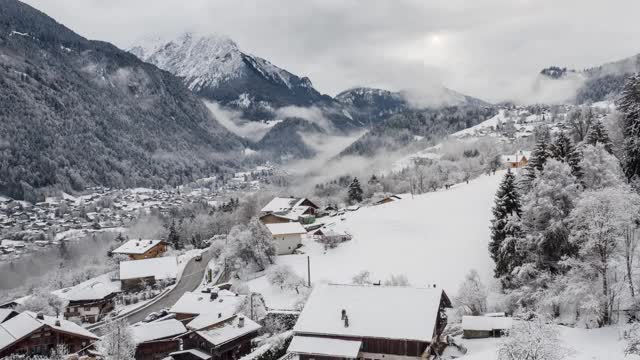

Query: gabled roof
[266,223,307,236]
[170,290,245,318]
[112,239,164,255]
[196,314,260,347]
[131,319,187,344]
[53,273,121,302]
[0,309,18,324]
[261,197,319,213]
[0,312,98,352]
[119,256,178,281]
[293,284,450,341]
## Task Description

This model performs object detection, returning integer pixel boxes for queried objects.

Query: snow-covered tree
[383,274,410,287]
[498,314,569,360]
[568,187,640,325]
[520,160,580,272]
[454,269,488,316]
[167,220,181,250]
[584,120,614,153]
[619,73,640,181]
[348,177,364,204]
[490,171,523,279]
[520,134,551,190]
[351,270,372,285]
[268,265,305,294]
[17,290,67,317]
[625,323,640,356]
[223,218,275,272]
[96,317,136,360]
[579,144,625,190]
[549,131,582,179]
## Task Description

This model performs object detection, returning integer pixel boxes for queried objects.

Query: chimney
[238,316,245,328]
[218,313,222,318]
[344,315,349,328]
[55,320,61,327]
[36,312,44,320]
[341,309,347,320]
[210,291,218,301]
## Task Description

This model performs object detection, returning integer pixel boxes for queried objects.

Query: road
[125,249,214,325]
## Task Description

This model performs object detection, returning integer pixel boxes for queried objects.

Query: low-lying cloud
[205,101,276,142]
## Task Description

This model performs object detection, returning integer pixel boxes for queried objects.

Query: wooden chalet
[174,314,261,360]
[0,311,98,357]
[287,284,452,360]
[131,319,187,360]
[112,239,168,260]
[54,273,121,324]
[502,150,531,169]
[374,195,402,205]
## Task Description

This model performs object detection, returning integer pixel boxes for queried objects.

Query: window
[84,306,92,311]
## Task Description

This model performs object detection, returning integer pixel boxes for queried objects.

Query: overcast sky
[24,0,640,102]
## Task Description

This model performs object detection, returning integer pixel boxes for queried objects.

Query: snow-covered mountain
[129,32,336,122]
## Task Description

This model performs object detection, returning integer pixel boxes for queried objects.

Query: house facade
[287,284,452,360]
[131,319,187,360]
[119,256,178,291]
[502,150,530,169]
[265,223,307,255]
[0,312,98,357]
[54,273,121,324]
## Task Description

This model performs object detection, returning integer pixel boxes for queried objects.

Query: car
[144,312,160,322]
[195,254,202,262]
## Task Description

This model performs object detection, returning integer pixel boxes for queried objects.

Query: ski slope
[250,172,503,309]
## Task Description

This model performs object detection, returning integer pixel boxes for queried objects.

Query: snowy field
[250,172,503,309]
[455,324,636,360]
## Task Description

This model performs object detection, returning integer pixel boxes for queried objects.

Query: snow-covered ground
[455,324,636,360]
[250,172,502,309]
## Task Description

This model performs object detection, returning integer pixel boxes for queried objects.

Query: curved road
[125,249,214,325]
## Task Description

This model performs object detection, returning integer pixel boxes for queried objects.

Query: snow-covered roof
[170,290,245,317]
[119,256,178,281]
[261,197,300,213]
[0,312,97,351]
[288,336,362,358]
[112,239,164,255]
[0,309,17,323]
[196,314,261,346]
[170,349,211,360]
[131,319,187,344]
[462,315,513,331]
[293,284,449,341]
[266,223,306,236]
[502,150,531,163]
[53,273,120,301]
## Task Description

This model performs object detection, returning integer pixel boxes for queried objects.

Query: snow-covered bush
[498,315,569,360]
[267,265,305,294]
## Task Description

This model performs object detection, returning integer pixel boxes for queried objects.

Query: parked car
[144,312,160,322]
[195,254,202,262]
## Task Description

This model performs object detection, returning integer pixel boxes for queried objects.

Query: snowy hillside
[250,172,502,309]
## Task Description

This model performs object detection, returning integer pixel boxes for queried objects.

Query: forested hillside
[0,0,246,200]
[340,106,497,157]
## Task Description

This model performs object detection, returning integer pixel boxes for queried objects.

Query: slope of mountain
[0,0,245,200]
[256,118,326,160]
[540,53,640,104]
[339,105,498,157]
[129,33,354,126]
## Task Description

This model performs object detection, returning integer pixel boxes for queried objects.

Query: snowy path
[251,172,502,309]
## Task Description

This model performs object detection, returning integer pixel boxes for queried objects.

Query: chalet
[461,315,512,339]
[53,273,121,324]
[131,319,187,360]
[287,284,452,360]
[0,311,98,357]
[174,314,261,360]
[502,150,531,169]
[260,197,319,225]
[119,256,178,291]
[112,239,168,260]
[169,290,245,321]
[374,195,402,206]
[265,223,307,255]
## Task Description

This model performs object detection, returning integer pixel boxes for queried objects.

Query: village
[0,164,276,262]
[0,148,547,360]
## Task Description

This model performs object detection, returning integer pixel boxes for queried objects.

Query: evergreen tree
[368,175,379,185]
[489,171,523,279]
[584,120,614,154]
[520,135,551,190]
[167,221,181,250]
[619,74,640,180]
[549,131,583,179]
[348,177,364,204]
